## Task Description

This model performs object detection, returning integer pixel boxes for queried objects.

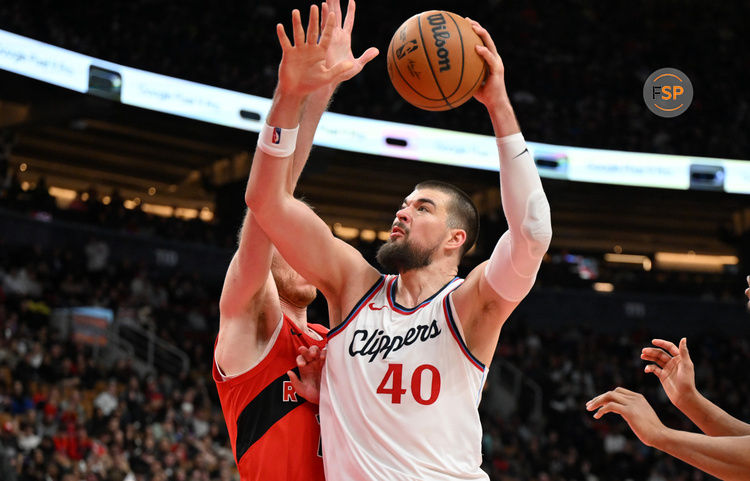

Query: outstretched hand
[276,6,354,96]
[586,387,666,448]
[320,0,379,85]
[641,338,696,408]
[466,18,509,109]
[287,345,327,404]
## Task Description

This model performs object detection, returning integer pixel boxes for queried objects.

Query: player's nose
[396,207,410,224]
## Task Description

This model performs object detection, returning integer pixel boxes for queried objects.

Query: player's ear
[445,228,466,253]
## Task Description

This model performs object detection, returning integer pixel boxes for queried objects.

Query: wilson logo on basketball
[427,13,451,72]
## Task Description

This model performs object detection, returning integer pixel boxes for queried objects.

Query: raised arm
[451,19,552,366]
[216,2,377,374]
[587,387,750,481]
[246,4,381,326]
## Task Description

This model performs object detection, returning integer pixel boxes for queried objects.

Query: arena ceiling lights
[1,29,749,195]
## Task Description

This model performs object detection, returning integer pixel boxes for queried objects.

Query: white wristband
[496,132,525,146]
[257,123,299,157]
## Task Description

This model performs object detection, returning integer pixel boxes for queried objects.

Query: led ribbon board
[2,29,749,194]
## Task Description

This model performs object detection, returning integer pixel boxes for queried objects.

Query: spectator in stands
[84,237,110,275]
[94,379,120,417]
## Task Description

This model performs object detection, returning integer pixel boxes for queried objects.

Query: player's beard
[376,236,437,273]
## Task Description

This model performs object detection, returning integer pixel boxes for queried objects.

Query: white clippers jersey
[320,275,489,481]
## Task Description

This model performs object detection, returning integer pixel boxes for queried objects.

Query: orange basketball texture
[387,11,486,111]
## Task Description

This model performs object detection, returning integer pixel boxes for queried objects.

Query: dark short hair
[414,180,479,257]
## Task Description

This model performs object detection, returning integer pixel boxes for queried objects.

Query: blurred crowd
[1,0,747,160]
[0,237,234,481]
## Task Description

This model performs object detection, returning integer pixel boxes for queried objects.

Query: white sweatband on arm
[484,132,552,302]
[256,123,299,157]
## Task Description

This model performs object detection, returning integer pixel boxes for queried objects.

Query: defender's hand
[320,0,379,83]
[287,345,327,404]
[641,338,697,409]
[586,387,667,448]
[276,6,353,96]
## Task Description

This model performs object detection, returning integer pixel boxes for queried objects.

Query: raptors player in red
[213,1,377,480]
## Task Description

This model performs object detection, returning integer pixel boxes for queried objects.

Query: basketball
[387,11,486,111]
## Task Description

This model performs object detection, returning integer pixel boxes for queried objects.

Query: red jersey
[213,314,328,481]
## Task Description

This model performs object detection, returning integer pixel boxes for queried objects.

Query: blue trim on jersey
[443,293,485,371]
[327,275,386,340]
[387,275,459,314]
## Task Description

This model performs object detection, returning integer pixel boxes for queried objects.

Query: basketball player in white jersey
[247,7,551,480]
